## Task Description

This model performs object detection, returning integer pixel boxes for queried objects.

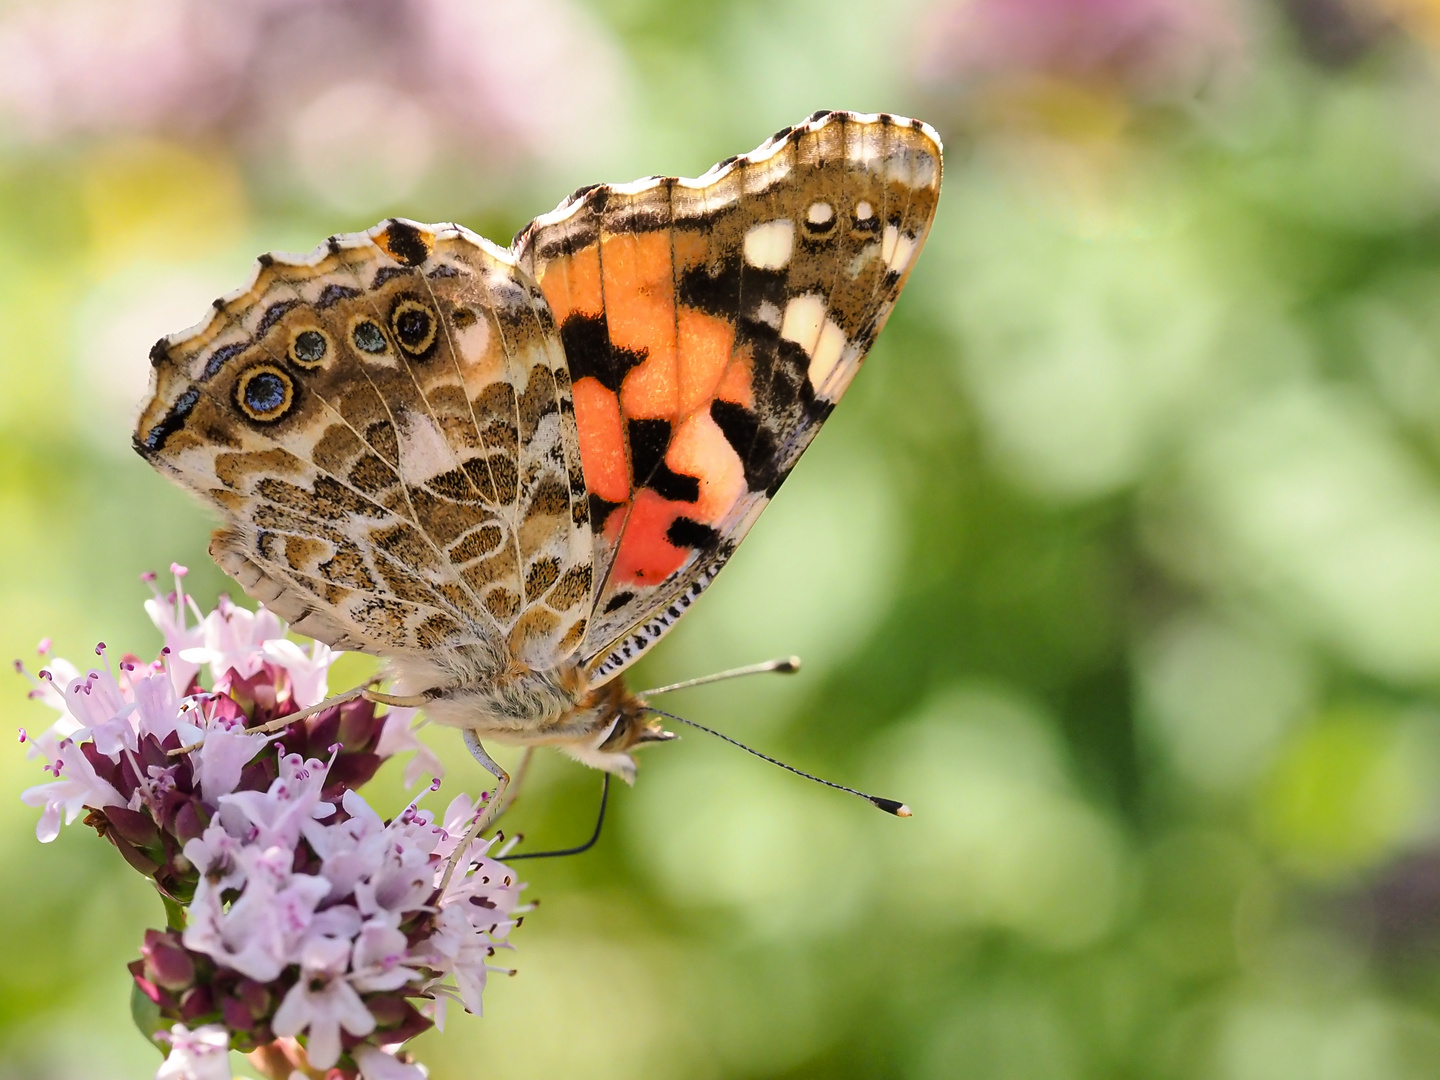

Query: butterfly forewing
[513,111,941,682]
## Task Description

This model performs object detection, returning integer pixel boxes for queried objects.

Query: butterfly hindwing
[514,111,941,681]
[136,220,593,666]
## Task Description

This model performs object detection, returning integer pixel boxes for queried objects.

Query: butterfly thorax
[389,648,669,780]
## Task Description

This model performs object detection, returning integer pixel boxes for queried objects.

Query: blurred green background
[8,0,1440,1077]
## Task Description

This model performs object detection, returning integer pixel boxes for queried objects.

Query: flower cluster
[17,567,525,1080]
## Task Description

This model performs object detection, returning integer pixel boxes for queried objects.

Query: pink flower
[20,580,527,1077]
[183,596,283,684]
[184,846,331,982]
[416,829,525,1017]
[131,665,186,744]
[217,751,335,853]
[181,819,248,891]
[144,566,206,694]
[184,706,269,800]
[349,917,423,993]
[20,730,125,841]
[262,637,337,708]
[270,934,375,1069]
[355,1045,429,1080]
[375,708,444,787]
[66,664,134,755]
[419,905,508,1017]
[309,789,439,917]
[430,794,481,864]
[155,1022,232,1080]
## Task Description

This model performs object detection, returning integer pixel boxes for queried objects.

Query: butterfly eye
[288,328,330,368]
[351,319,388,354]
[391,298,437,356]
[235,365,294,422]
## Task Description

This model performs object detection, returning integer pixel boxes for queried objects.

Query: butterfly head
[556,676,675,784]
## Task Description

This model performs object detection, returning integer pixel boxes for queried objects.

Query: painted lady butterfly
[135,110,941,837]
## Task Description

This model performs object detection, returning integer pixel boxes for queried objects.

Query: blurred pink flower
[0,0,631,201]
[918,0,1245,104]
[156,1022,233,1080]
[376,707,444,787]
[355,1045,429,1080]
[262,637,336,708]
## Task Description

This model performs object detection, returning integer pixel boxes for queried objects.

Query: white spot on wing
[396,410,457,486]
[807,202,833,225]
[886,147,939,189]
[780,294,826,355]
[743,219,794,270]
[756,299,782,329]
[856,201,873,221]
[881,225,917,274]
[453,309,491,367]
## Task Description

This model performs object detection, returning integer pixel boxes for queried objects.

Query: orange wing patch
[570,377,628,505]
[531,209,753,613]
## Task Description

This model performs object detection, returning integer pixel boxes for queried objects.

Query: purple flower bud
[17,728,25,743]
[178,984,213,1022]
[142,929,196,991]
[172,800,208,846]
[171,563,188,577]
[140,571,157,583]
[36,638,50,654]
[222,995,254,1031]
[104,806,161,848]
[236,978,271,1018]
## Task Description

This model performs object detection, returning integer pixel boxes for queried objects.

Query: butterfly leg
[244,688,430,736]
[170,687,432,756]
[437,730,510,892]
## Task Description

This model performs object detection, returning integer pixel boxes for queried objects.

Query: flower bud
[178,984,214,1023]
[142,930,196,991]
[222,995,254,1031]
[236,977,271,1019]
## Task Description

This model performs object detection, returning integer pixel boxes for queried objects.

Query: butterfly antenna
[643,705,912,817]
[503,773,610,860]
[639,656,802,696]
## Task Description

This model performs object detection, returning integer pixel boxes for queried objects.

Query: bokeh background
[6,0,1440,1077]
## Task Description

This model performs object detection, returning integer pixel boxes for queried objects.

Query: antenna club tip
[870,796,912,817]
[778,656,801,673]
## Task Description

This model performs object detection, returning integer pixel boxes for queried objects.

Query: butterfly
[134,110,941,847]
